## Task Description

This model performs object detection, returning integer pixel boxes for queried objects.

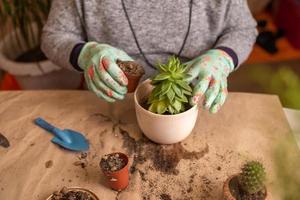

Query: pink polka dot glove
[78,42,133,102]
[185,50,234,113]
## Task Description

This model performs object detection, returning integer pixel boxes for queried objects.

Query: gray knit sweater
[41,0,257,78]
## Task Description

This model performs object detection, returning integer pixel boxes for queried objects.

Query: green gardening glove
[185,49,235,113]
[78,42,133,102]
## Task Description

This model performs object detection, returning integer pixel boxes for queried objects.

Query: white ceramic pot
[134,79,199,144]
[0,24,82,89]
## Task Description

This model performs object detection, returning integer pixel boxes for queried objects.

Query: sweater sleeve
[41,0,86,71]
[214,0,258,67]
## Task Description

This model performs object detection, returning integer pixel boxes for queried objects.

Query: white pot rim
[134,79,198,118]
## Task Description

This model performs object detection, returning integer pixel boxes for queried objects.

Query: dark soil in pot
[117,60,145,93]
[100,153,127,172]
[15,46,47,62]
[225,176,267,200]
[50,187,97,200]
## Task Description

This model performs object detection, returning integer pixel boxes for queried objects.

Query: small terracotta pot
[223,175,267,200]
[125,72,144,93]
[117,60,145,93]
[46,187,99,200]
[100,152,129,191]
[223,175,237,200]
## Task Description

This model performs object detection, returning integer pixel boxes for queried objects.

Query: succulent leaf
[148,56,192,114]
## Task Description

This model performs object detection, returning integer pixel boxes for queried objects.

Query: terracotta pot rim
[134,79,198,118]
[124,71,144,78]
[117,60,145,77]
[100,152,129,174]
[223,174,267,200]
[46,187,99,200]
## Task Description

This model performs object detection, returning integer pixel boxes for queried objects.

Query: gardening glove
[78,42,133,102]
[185,49,235,113]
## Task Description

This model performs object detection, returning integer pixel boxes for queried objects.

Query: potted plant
[117,60,145,93]
[134,56,199,144]
[0,0,82,89]
[100,152,129,191]
[223,161,267,200]
[47,187,99,200]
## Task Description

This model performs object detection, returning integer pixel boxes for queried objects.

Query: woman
[42,0,257,113]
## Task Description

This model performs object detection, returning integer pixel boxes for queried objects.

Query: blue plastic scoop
[34,117,89,152]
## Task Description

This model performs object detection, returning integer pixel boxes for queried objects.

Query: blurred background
[0,0,299,110]
[0,0,299,199]
[0,0,300,108]
[229,0,300,111]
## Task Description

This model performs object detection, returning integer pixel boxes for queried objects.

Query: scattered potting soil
[45,160,53,168]
[187,187,193,193]
[229,176,266,200]
[160,193,172,200]
[117,60,145,76]
[15,46,47,63]
[73,152,88,169]
[51,187,96,200]
[119,128,209,175]
[100,153,126,172]
[189,173,196,184]
[200,175,213,198]
[80,153,88,159]
[73,161,87,169]
[92,113,112,122]
[0,133,10,148]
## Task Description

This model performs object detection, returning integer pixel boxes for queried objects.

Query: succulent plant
[147,56,192,115]
[238,161,266,195]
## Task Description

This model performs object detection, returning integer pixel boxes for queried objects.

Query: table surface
[0,91,298,200]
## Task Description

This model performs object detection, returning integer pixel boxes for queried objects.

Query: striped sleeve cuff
[69,43,86,72]
[216,46,239,68]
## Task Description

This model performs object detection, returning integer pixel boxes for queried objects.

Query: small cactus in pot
[239,161,266,198]
[223,161,267,200]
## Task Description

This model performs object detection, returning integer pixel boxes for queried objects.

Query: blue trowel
[34,117,89,152]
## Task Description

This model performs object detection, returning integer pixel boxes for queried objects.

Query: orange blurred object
[0,73,21,90]
[246,12,300,64]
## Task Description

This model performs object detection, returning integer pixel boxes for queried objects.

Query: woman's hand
[78,42,133,102]
[184,50,234,113]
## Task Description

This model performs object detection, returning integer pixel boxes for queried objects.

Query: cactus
[241,191,266,200]
[238,161,266,195]
[147,57,192,115]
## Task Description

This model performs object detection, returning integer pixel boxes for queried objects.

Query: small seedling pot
[100,152,129,191]
[117,60,145,93]
[134,79,199,144]
[223,175,267,200]
[125,72,144,93]
[46,187,99,200]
